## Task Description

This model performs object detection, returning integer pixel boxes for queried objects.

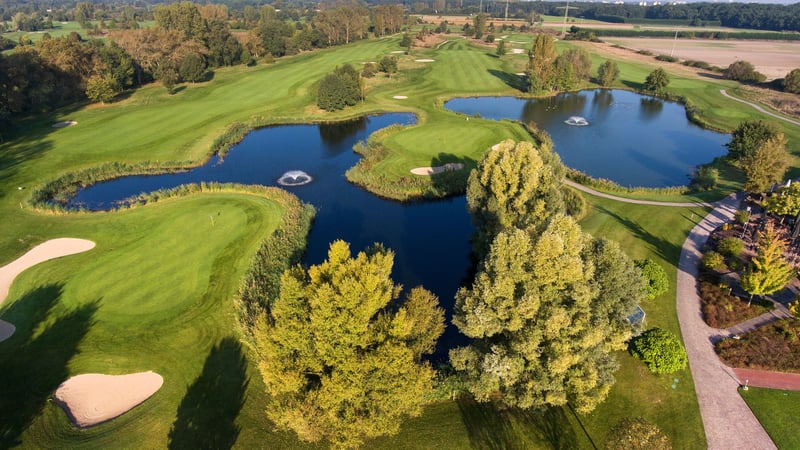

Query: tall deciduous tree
[466,139,564,257]
[451,215,638,413]
[473,13,487,40]
[526,33,557,93]
[741,133,790,193]
[254,240,444,448]
[643,67,669,94]
[741,223,796,305]
[597,59,619,87]
[561,48,592,81]
[724,60,765,83]
[726,119,781,161]
[85,73,121,103]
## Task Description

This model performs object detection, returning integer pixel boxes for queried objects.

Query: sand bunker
[390,50,404,54]
[414,59,435,62]
[55,372,164,428]
[410,163,464,175]
[0,238,96,342]
[52,121,77,128]
[393,95,408,99]
[510,48,525,54]
[0,320,15,342]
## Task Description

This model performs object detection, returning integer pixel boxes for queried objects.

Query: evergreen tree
[741,223,796,305]
[496,39,506,56]
[254,241,444,448]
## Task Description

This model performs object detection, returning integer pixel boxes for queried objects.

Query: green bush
[717,236,745,257]
[734,209,751,224]
[317,64,362,111]
[630,328,688,374]
[655,54,678,63]
[636,258,669,299]
[690,165,719,191]
[702,251,726,271]
[725,60,766,83]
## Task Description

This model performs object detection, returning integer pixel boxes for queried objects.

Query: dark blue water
[445,89,729,187]
[72,113,472,360]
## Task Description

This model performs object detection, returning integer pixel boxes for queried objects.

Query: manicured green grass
[740,387,800,449]
[2,31,795,448]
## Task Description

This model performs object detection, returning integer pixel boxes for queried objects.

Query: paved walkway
[725,305,793,337]
[562,179,713,207]
[676,193,777,450]
[733,368,800,391]
[720,89,800,127]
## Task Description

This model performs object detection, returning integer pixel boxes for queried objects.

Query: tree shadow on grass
[595,205,682,265]
[456,397,581,450]
[428,152,477,198]
[487,69,527,92]
[622,80,643,91]
[168,337,249,450]
[0,284,98,447]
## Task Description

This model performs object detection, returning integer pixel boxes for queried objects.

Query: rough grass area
[699,280,772,329]
[716,318,800,372]
[740,387,800,450]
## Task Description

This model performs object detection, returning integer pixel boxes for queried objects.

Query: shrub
[562,185,587,221]
[716,318,800,372]
[784,68,800,94]
[317,64,362,111]
[700,281,771,328]
[597,59,619,87]
[655,54,678,63]
[702,251,726,271]
[717,236,745,257]
[379,55,398,74]
[362,62,377,78]
[605,417,670,450]
[643,67,670,94]
[725,60,766,83]
[690,165,718,191]
[630,328,688,374]
[636,258,669,299]
[637,49,653,56]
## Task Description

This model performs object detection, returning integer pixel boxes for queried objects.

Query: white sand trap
[510,48,525,54]
[414,59,435,62]
[52,121,77,128]
[393,95,408,99]
[390,50,404,54]
[55,372,164,428]
[410,163,464,175]
[0,238,96,342]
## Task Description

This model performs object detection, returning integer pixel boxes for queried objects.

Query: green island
[2,2,799,448]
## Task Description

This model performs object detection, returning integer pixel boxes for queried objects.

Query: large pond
[72,113,472,360]
[445,89,729,187]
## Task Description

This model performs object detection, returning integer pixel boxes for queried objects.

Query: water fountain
[277,170,313,186]
[564,116,589,126]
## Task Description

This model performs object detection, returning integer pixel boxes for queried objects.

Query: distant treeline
[573,27,800,41]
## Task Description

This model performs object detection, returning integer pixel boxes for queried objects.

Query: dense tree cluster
[452,140,646,413]
[253,241,444,448]
[724,60,766,84]
[317,64,363,111]
[525,34,597,93]
[783,68,800,94]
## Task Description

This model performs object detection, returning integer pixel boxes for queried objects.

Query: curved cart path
[0,238,96,342]
[720,89,800,127]
[563,179,713,207]
[677,193,776,450]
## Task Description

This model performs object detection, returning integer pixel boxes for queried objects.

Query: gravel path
[562,179,713,207]
[720,89,800,127]
[676,193,777,450]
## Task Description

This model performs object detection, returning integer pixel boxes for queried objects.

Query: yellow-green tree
[741,133,790,193]
[254,241,444,448]
[451,215,642,413]
[466,139,564,257]
[741,223,796,305]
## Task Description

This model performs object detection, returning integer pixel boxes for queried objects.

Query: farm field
[1,30,798,448]
[605,37,800,80]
